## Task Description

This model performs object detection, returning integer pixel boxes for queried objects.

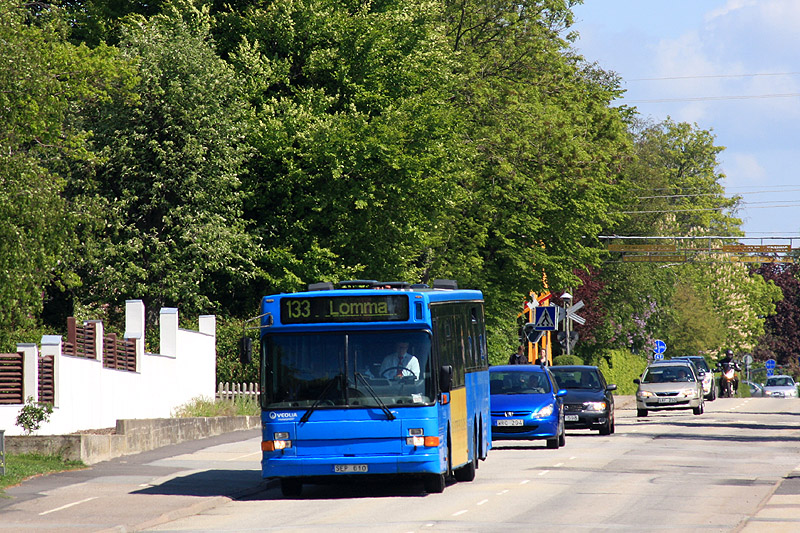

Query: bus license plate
[565,415,579,422]
[334,464,368,473]
[497,419,523,426]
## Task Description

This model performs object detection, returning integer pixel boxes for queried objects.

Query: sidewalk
[0,428,265,532]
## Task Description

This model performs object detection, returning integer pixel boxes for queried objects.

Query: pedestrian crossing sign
[533,306,557,331]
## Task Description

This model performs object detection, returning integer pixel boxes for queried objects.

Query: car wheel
[637,409,648,417]
[610,415,615,434]
[546,436,559,449]
[599,416,612,435]
[558,426,566,447]
[709,385,716,401]
[693,403,703,415]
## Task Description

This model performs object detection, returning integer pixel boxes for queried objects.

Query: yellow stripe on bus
[449,387,468,467]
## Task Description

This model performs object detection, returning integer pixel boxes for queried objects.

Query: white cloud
[721,152,767,188]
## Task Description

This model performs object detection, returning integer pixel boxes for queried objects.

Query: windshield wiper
[354,372,396,420]
[300,374,342,423]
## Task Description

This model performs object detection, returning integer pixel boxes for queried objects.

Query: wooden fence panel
[103,333,137,372]
[63,317,97,359]
[0,352,24,404]
[38,355,54,404]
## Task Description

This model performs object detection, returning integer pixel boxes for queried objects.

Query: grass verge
[171,396,260,417]
[1,454,85,496]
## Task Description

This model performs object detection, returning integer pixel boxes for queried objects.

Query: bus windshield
[262,330,434,409]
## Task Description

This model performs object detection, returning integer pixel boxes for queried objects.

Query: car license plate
[334,464,368,473]
[497,419,523,426]
[658,397,676,404]
[565,414,579,422]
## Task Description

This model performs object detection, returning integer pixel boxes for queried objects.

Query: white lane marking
[497,489,509,495]
[520,479,530,485]
[570,456,577,460]
[538,470,549,476]
[478,499,489,505]
[453,509,469,516]
[229,452,261,461]
[554,463,564,467]
[39,497,98,516]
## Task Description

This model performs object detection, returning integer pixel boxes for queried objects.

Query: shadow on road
[134,469,264,497]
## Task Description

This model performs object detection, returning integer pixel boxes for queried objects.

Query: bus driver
[379,341,420,380]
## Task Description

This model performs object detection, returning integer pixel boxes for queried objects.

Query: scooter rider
[718,349,741,396]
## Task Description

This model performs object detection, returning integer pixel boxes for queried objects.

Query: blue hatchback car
[490,365,567,448]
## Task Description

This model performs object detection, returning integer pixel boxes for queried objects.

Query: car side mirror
[633,378,641,385]
[606,384,617,391]
[239,336,252,365]
[556,389,568,397]
[439,365,453,392]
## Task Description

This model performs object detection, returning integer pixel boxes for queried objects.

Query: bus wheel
[454,432,477,482]
[424,473,446,493]
[280,478,303,497]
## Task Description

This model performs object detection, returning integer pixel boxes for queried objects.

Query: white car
[763,375,798,398]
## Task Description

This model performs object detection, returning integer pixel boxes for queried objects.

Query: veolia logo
[269,412,299,420]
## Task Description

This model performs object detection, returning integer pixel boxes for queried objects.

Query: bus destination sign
[280,295,410,324]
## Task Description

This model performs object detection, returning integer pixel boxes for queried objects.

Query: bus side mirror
[439,365,453,392]
[239,337,252,365]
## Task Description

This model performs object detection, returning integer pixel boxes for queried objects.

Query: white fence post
[17,343,38,402]
[160,308,178,357]
[125,300,146,371]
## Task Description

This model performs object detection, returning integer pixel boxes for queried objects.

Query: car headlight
[584,401,607,411]
[683,389,696,398]
[638,390,654,399]
[533,404,555,418]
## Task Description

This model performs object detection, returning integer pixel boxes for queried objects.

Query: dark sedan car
[549,365,616,435]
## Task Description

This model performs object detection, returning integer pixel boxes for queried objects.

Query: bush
[587,349,648,395]
[15,397,53,435]
[552,355,584,366]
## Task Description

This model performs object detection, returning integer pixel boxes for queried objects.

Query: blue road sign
[766,358,776,377]
[653,352,664,360]
[654,340,666,355]
[533,306,557,331]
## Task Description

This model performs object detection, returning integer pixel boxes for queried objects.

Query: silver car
[634,361,705,417]
[763,375,798,398]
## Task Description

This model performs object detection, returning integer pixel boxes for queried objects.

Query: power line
[626,93,800,104]
[629,72,800,82]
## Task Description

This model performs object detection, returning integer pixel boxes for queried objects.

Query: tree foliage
[0,3,132,349]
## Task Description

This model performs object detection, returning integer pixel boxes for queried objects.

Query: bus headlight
[263,432,292,451]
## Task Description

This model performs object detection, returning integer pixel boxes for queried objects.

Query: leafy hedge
[552,355,584,366]
[587,348,648,395]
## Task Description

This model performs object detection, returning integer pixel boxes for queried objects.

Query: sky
[571,0,800,244]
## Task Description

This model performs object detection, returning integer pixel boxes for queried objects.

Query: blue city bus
[241,279,491,496]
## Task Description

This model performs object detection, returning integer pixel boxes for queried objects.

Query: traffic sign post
[652,340,666,361]
[765,358,776,377]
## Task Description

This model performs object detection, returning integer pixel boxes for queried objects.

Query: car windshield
[766,377,795,387]
[490,371,551,395]
[550,368,602,390]
[688,358,710,372]
[261,330,434,409]
[642,366,695,383]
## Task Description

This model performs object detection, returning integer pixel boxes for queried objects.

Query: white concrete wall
[0,301,216,436]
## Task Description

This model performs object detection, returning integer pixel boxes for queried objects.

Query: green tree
[215,0,468,291]
[436,0,633,356]
[72,3,261,321]
[0,3,131,348]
